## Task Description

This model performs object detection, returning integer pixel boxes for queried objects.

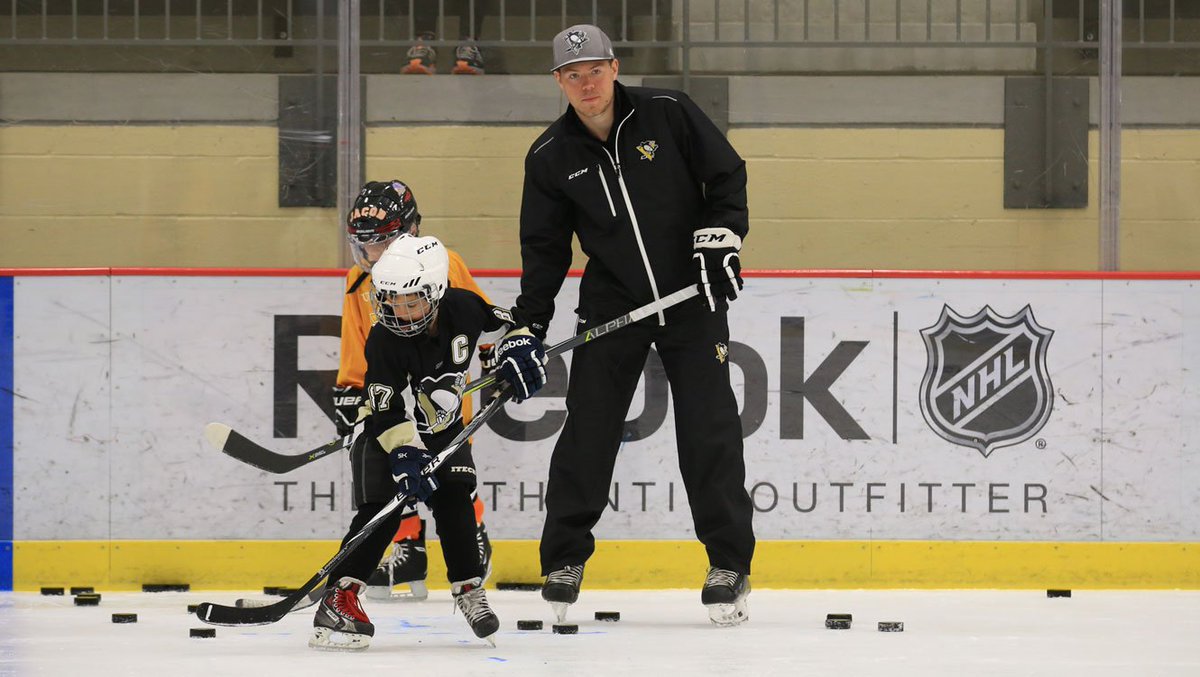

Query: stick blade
[204,422,232,451]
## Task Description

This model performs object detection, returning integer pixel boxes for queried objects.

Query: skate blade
[482,633,497,648]
[706,600,749,627]
[550,602,571,623]
[308,627,371,651]
[365,580,428,602]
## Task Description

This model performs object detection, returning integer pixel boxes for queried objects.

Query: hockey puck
[878,621,904,632]
[143,583,190,593]
[262,586,282,596]
[826,613,853,622]
[112,613,138,624]
[40,587,64,596]
[1046,589,1072,598]
[824,619,851,630]
[70,586,94,595]
[187,604,199,614]
[552,623,579,635]
[594,611,621,622]
[517,620,544,631]
[74,593,101,606]
[496,582,542,592]
[190,628,216,639]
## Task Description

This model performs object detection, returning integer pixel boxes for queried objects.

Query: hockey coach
[509,23,756,626]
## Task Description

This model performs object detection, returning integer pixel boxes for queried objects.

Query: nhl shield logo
[919,305,1054,457]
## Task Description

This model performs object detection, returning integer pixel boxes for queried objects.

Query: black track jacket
[513,80,749,338]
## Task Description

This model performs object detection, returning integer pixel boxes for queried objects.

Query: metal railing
[2,1,1199,74]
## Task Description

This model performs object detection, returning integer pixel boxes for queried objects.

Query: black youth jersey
[363,288,511,453]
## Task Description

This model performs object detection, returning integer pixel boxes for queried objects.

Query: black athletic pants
[539,307,756,576]
[327,438,483,586]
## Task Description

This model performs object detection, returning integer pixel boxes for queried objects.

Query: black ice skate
[452,577,500,647]
[366,522,429,601]
[541,564,584,623]
[701,567,750,627]
[309,577,374,651]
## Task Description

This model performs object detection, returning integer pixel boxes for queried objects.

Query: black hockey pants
[538,307,756,576]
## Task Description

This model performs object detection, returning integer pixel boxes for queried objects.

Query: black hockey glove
[495,328,547,403]
[390,445,439,503]
[332,385,364,437]
[693,226,744,312]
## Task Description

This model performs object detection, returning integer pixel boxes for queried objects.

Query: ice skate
[452,577,500,647]
[309,577,374,651]
[541,564,584,623]
[701,567,750,627]
[366,532,429,601]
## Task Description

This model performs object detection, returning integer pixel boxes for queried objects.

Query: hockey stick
[195,388,515,627]
[206,285,701,474]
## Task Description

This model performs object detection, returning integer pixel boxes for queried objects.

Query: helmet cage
[372,285,440,337]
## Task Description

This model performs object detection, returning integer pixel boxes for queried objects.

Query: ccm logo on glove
[693,226,744,312]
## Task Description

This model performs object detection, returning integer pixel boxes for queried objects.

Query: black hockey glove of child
[495,327,547,403]
[692,226,744,312]
[390,444,439,503]
[332,385,363,437]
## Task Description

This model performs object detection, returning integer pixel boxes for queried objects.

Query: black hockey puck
[552,623,578,635]
[70,586,94,595]
[517,620,544,631]
[1046,589,1072,598]
[187,604,200,614]
[826,613,853,621]
[878,621,904,632]
[190,628,216,639]
[825,619,851,630]
[594,611,620,622]
[112,613,138,624]
[74,593,101,606]
[496,582,542,592]
[143,583,190,593]
[40,587,64,596]
[262,586,281,596]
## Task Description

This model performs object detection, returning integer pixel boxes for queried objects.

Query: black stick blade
[206,422,345,474]
[196,576,323,626]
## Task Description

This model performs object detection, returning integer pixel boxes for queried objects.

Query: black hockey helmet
[346,180,421,243]
[346,180,422,271]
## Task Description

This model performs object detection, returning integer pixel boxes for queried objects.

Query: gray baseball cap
[551,24,615,72]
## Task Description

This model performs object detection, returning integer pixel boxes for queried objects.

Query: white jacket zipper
[597,164,616,216]
[604,108,665,324]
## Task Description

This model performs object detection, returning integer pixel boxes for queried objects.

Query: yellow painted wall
[14,540,1200,591]
[2,125,1199,270]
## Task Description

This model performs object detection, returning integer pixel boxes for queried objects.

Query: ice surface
[2,588,1198,676]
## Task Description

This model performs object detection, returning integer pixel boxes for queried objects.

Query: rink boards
[1,270,1198,590]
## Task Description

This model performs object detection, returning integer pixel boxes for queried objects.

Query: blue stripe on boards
[1,276,13,590]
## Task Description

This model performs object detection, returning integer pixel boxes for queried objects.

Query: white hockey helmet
[370,235,450,337]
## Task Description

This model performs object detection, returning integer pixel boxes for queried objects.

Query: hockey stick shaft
[195,388,515,627]
[458,285,701,394]
[208,285,700,474]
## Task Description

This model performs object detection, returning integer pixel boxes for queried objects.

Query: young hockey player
[311,235,546,651]
[335,179,494,602]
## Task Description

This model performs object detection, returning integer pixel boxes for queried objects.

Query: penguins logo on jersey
[715,342,728,364]
[415,371,467,434]
[636,140,658,161]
